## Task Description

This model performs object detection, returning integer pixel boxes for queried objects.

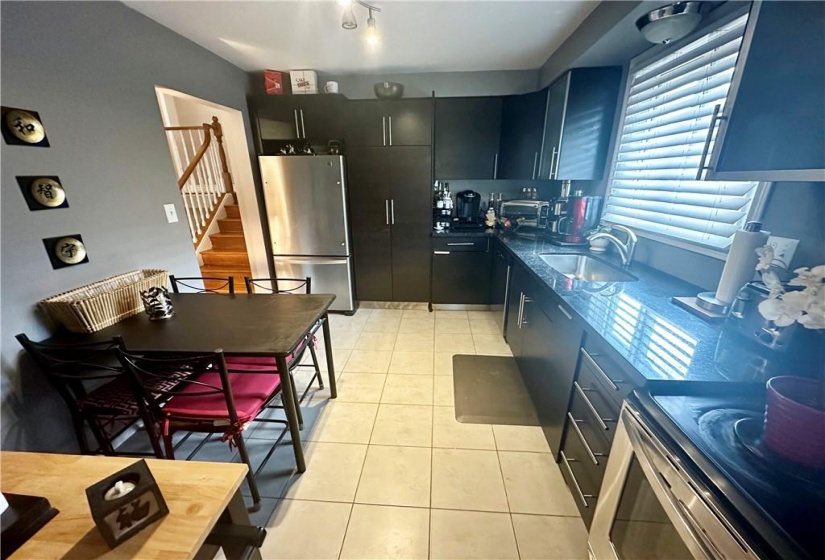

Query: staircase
[199,201,252,292]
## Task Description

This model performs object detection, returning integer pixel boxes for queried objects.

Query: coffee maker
[453,190,482,230]
[557,191,602,243]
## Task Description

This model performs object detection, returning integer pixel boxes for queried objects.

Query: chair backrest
[244,277,311,295]
[15,333,124,410]
[114,348,240,424]
[170,275,234,294]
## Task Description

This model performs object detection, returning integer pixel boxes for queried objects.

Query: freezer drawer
[273,256,355,312]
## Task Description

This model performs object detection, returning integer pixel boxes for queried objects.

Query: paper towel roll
[716,224,769,304]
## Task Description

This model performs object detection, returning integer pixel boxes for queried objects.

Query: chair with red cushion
[115,348,291,511]
[15,333,164,458]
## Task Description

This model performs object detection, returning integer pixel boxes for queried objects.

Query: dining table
[46,292,338,473]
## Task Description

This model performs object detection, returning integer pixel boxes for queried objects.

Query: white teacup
[324,81,339,94]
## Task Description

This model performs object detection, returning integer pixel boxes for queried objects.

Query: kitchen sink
[539,253,638,283]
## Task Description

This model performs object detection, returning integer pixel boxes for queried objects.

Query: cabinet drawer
[567,391,612,460]
[432,237,489,252]
[575,359,620,441]
[579,346,635,410]
[559,435,604,528]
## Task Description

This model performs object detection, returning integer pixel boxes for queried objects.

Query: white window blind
[604,13,760,252]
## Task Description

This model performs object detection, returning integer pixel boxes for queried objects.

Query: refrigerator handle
[390,199,395,225]
[385,199,390,225]
[299,109,307,139]
[382,117,387,147]
[294,109,301,138]
[388,116,393,146]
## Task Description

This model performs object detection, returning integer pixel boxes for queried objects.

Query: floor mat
[453,354,540,426]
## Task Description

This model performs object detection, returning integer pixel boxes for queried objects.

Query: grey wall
[0,1,253,452]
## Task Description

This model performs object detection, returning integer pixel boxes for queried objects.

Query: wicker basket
[39,269,169,333]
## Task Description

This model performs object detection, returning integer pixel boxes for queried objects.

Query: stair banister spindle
[188,129,206,228]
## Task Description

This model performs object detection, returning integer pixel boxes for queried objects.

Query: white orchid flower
[758,298,802,327]
[755,244,775,271]
[789,266,825,289]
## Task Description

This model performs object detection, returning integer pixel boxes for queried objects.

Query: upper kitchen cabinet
[249,94,346,150]
[705,1,825,182]
[346,99,433,147]
[498,89,549,180]
[538,67,623,181]
[435,97,503,180]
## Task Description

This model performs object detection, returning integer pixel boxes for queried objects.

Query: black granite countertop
[495,233,777,385]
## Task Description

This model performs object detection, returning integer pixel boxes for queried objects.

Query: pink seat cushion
[162,371,281,422]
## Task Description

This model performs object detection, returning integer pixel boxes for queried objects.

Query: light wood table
[1,452,261,559]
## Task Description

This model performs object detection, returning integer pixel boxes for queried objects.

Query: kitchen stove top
[638,388,824,559]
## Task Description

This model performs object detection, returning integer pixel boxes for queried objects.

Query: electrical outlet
[163,204,178,224]
[766,235,799,268]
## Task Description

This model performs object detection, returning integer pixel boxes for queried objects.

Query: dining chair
[235,277,325,413]
[169,275,234,294]
[15,334,165,458]
[115,348,291,511]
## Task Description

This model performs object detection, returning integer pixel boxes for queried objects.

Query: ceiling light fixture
[636,2,702,44]
[338,0,382,42]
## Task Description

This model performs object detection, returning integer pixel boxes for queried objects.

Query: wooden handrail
[174,124,211,190]
[211,116,234,193]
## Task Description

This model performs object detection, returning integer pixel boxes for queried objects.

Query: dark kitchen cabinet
[348,146,432,302]
[431,237,491,305]
[707,1,825,181]
[498,89,548,180]
[435,97,503,180]
[505,263,528,356]
[249,94,345,149]
[538,67,622,181]
[490,242,509,306]
[346,99,433,148]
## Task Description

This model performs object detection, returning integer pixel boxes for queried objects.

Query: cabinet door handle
[580,348,621,391]
[299,109,306,138]
[557,304,572,321]
[385,199,390,225]
[517,293,525,328]
[567,412,604,466]
[382,117,387,146]
[696,104,725,180]
[294,109,301,138]
[434,251,450,255]
[560,451,595,508]
[388,116,393,146]
[532,152,539,180]
[548,147,558,179]
[447,242,475,246]
[493,153,499,179]
[390,199,395,225]
[520,295,533,327]
[574,382,611,431]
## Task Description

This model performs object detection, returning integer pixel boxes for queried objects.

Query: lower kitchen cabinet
[430,237,491,305]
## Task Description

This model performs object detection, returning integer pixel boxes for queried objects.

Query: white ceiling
[123,1,599,74]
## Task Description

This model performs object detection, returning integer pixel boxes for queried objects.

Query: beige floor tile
[430,509,519,560]
[431,448,509,512]
[370,404,433,447]
[340,504,430,560]
[473,334,513,356]
[435,318,472,333]
[355,331,397,351]
[330,311,370,332]
[493,425,551,453]
[498,451,579,515]
[381,375,434,405]
[395,332,435,352]
[307,401,378,444]
[467,311,500,321]
[283,442,367,502]
[343,350,392,373]
[470,319,503,335]
[371,309,404,319]
[334,372,387,404]
[512,514,588,560]
[433,406,496,450]
[398,318,436,334]
[402,310,435,321]
[436,333,476,353]
[434,352,457,376]
[331,330,361,350]
[303,346,350,373]
[433,376,455,406]
[355,446,431,507]
[261,499,351,559]
[363,315,402,333]
[435,310,468,319]
[389,351,435,375]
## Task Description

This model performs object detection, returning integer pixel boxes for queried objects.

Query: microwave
[499,200,550,229]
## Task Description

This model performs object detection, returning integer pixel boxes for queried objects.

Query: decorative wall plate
[43,234,89,269]
[1,106,50,147]
[17,176,69,210]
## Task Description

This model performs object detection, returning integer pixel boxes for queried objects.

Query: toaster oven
[499,200,550,229]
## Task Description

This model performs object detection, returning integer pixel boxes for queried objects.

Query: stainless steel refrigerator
[259,155,355,312]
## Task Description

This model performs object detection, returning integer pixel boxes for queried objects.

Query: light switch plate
[163,204,178,224]
[766,235,799,268]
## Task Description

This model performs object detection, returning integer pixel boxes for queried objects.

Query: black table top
[47,293,336,356]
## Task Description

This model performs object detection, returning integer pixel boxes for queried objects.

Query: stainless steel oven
[588,402,757,560]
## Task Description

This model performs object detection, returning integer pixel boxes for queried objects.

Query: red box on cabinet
[264,70,287,95]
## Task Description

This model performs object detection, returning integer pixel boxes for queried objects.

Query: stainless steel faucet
[588,225,638,267]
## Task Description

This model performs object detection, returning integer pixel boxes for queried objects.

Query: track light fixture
[338,0,382,43]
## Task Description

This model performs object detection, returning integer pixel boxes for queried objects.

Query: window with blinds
[603,12,760,253]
